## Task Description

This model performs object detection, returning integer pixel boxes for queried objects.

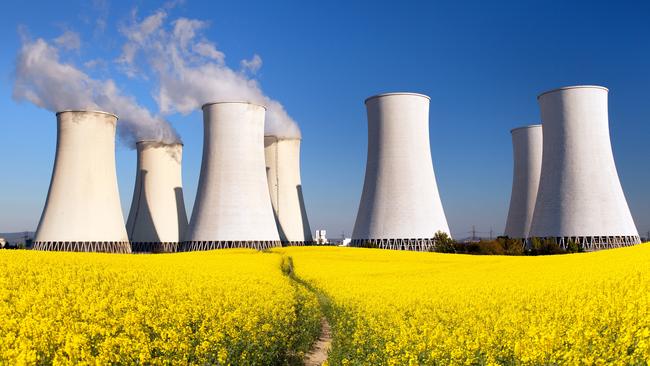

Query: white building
[504,125,543,239]
[126,141,188,253]
[184,102,281,250]
[352,92,450,251]
[264,136,313,245]
[529,86,640,249]
[315,229,328,245]
[33,110,130,253]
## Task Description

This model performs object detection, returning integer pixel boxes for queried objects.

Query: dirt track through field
[278,253,333,365]
[303,317,332,366]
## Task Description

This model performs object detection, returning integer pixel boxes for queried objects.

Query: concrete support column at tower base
[33,241,131,254]
[181,240,281,251]
[351,238,437,251]
[525,235,641,251]
[130,242,180,253]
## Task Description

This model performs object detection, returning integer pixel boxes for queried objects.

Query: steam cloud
[12,32,181,147]
[118,9,301,138]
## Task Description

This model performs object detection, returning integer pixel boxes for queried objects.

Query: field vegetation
[432,232,583,255]
[1,243,649,365]
[279,244,650,365]
[0,250,320,365]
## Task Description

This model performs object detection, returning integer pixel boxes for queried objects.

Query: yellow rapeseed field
[2,245,649,365]
[0,249,320,365]
[278,244,650,365]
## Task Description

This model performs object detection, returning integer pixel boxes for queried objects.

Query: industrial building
[264,136,312,245]
[184,102,281,250]
[126,141,188,253]
[351,92,451,251]
[504,125,543,239]
[314,229,328,245]
[529,86,640,249]
[33,110,131,253]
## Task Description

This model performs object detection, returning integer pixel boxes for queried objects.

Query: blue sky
[0,0,648,239]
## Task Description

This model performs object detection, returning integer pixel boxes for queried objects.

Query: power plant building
[126,141,188,253]
[33,110,130,253]
[351,92,450,251]
[184,102,281,250]
[264,136,313,245]
[504,125,543,239]
[529,86,640,249]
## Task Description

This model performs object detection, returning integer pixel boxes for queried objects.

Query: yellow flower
[276,243,650,364]
[0,249,320,365]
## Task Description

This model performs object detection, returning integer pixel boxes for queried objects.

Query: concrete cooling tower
[529,85,640,249]
[126,141,188,253]
[504,125,543,239]
[351,92,450,251]
[264,136,313,245]
[184,102,281,251]
[33,110,130,253]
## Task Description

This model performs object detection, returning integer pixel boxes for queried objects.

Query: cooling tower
[184,102,281,250]
[264,136,313,245]
[126,141,188,253]
[351,92,450,251]
[33,110,130,253]
[529,86,640,249]
[504,125,543,239]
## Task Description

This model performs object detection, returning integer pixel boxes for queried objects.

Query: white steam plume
[54,30,81,51]
[12,31,181,147]
[118,10,301,138]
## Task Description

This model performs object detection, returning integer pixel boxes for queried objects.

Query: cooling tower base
[526,235,641,251]
[281,240,313,247]
[33,241,131,254]
[131,242,179,253]
[181,240,281,251]
[351,238,437,251]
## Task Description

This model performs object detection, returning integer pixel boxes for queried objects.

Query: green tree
[433,231,456,253]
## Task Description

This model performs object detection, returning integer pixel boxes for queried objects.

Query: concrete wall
[34,110,129,252]
[126,141,188,250]
[186,102,280,245]
[529,86,639,240]
[504,125,543,239]
[264,137,312,244]
[352,93,450,243]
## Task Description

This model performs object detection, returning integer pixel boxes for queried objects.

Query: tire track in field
[303,316,332,366]
[280,255,333,366]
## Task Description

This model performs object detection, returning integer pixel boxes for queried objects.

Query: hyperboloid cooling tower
[351,92,450,251]
[184,102,281,250]
[529,85,640,249]
[504,125,543,239]
[264,136,313,245]
[126,141,188,253]
[33,110,130,253]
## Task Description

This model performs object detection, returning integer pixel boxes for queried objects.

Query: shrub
[566,239,583,253]
[433,231,456,253]
[529,237,566,255]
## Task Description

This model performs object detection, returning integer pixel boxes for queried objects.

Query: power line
[467,226,493,241]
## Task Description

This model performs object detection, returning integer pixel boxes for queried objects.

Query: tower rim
[136,139,184,147]
[364,92,430,104]
[263,135,302,141]
[55,110,118,120]
[537,85,609,100]
[201,101,267,110]
[510,124,542,133]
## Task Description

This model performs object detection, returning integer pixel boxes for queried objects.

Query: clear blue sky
[0,0,648,239]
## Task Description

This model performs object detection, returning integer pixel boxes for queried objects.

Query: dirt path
[278,254,333,366]
[303,316,332,366]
